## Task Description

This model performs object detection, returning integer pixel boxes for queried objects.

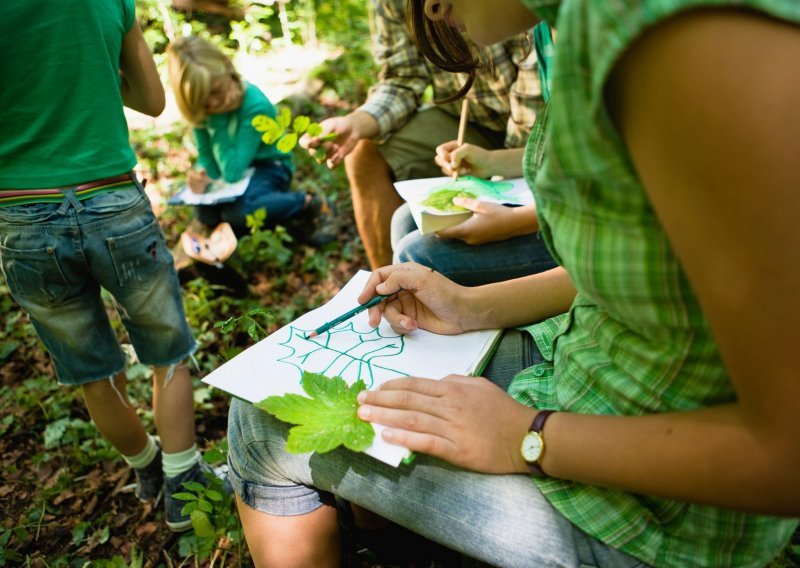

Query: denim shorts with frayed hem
[226,332,648,568]
[0,182,196,385]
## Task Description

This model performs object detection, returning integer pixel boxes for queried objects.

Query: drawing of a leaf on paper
[420,189,477,212]
[419,175,515,212]
[277,323,408,388]
[257,371,374,454]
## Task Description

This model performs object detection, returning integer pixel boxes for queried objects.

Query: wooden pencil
[453,98,469,180]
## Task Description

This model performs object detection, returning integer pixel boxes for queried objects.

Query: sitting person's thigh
[378,106,505,182]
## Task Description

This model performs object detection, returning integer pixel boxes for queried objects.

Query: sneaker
[164,459,232,532]
[294,194,338,247]
[133,448,163,503]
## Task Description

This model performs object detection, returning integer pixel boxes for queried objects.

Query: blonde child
[167,36,334,245]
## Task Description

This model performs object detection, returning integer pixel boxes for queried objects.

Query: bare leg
[236,494,340,568]
[152,364,196,453]
[344,139,404,269]
[82,372,148,456]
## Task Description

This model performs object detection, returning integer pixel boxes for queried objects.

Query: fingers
[451,196,481,212]
[355,376,469,461]
[357,377,453,422]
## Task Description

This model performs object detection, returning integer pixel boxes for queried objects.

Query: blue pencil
[306,292,398,338]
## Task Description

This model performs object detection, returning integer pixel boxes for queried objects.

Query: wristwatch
[520,410,556,476]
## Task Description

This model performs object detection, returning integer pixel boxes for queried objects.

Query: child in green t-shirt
[167,36,335,246]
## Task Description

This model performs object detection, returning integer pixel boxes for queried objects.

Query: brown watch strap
[526,409,557,477]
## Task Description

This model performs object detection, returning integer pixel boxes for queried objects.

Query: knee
[394,232,428,265]
[344,141,390,194]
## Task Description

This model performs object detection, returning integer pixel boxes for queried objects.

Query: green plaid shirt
[358,0,541,148]
[510,1,800,566]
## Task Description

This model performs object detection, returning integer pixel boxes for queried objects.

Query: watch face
[521,431,544,463]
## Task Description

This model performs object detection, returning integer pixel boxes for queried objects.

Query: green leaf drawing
[420,189,477,212]
[257,371,375,455]
[421,175,517,211]
[278,323,407,387]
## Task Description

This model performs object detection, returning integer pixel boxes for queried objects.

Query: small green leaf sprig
[252,108,336,155]
[171,466,228,539]
[257,371,375,454]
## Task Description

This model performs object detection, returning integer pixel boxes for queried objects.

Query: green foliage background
[0,1,375,566]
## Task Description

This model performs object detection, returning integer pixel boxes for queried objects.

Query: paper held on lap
[167,167,254,206]
[394,176,534,234]
[202,270,502,467]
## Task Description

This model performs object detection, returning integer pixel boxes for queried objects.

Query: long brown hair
[405,0,480,103]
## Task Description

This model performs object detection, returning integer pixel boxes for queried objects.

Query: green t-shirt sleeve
[123,0,136,32]
[193,127,222,179]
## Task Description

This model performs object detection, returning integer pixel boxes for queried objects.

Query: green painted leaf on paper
[420,189,477,212]
[257,371,374,454]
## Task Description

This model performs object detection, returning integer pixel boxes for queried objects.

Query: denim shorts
[227,331,647,568]
[0,182,196,385]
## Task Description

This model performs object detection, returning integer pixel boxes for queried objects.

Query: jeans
[391,203,559,286]
[226,330,647,568]
[0,183,196,385]
[195,160,305,236]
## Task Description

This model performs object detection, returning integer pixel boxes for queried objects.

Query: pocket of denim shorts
[82,186,145,215]
[0,202,61,224]
[0,243,71,307]
[106,219,172,289]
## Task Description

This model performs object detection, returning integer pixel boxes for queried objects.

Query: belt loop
[59,189,84,214]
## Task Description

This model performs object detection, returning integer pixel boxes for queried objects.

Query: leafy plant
[215,307,274,344]
[257,371,374,454]
[172,455,241,564]
[251,108,335,154]
[232,208,294,268]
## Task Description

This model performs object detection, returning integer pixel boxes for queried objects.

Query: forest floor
[1,41,798,568]
[0,43,462,567]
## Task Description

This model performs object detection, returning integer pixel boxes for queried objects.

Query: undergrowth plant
[173,447,242,565]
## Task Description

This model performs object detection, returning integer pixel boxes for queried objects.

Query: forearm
[487,148,524,178]
[464,267,575,330]
[535,403,800,515]
[119,21,164,117]
[504,204,539,237]
[357,84,421,140]
[346,110,381,141]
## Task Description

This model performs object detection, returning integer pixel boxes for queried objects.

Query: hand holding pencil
[359,264,472,336]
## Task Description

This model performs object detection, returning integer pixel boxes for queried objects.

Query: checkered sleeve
[357,0,433,140]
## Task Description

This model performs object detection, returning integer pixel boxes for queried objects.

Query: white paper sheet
[202,270,501,467]
[168,167,254,206]
[394,176,534,234]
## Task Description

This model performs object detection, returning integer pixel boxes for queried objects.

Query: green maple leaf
[256,371,374,454]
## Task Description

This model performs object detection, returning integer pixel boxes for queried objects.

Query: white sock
[122,434,159,469]
[162,444,201,478]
